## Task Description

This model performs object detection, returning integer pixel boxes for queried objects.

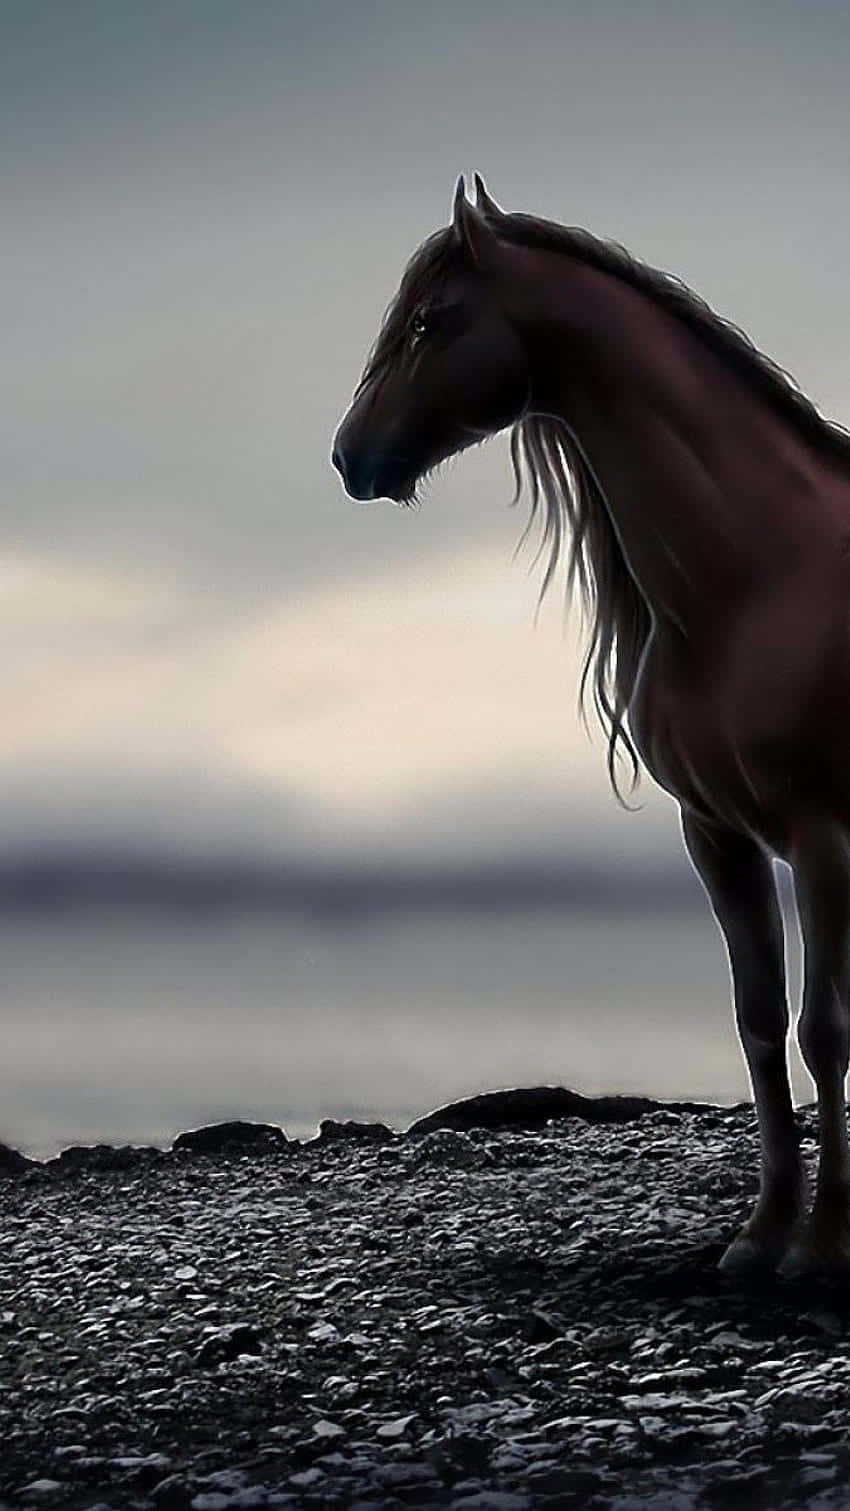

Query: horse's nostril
[332,443,378,499]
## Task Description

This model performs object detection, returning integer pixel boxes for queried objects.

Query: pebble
[375,1413,418,1440]
[311,1419,346,1440]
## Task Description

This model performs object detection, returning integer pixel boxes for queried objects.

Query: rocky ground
[2,1088,850,1511]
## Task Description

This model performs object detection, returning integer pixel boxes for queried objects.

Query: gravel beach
[2,1089,850,1511]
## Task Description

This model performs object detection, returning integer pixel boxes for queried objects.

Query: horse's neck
[522,256,841,654]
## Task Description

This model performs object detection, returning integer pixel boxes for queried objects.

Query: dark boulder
[403,1085,731,1138]
[312,1117,397,1146]
[45,1143,164,1174]
[0,1141,36,1177]
[171,1120,289,1155]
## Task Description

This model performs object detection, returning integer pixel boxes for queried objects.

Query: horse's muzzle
[332,441,411,503]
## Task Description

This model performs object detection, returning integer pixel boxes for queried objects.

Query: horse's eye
[410,309,428,343]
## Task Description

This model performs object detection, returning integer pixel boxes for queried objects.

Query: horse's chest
[627,567,850,842]
[635,694,744,818]
[628,644,794,831]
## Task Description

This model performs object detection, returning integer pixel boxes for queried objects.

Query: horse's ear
[451,175,500,271]
[473,172,505,221]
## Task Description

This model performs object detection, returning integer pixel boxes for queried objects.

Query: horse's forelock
[356,228,457,395]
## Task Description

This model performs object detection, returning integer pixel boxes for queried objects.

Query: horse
[332,173,850,1282]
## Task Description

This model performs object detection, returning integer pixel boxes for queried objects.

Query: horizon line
[0,851,707,915]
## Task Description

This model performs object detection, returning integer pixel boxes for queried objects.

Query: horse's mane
[507,414,652,810]
[357,212,850,807]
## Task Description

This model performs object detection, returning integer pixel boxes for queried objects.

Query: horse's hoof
[777,1243,812,1280]
[717,1235,782,1276]
[777,1241,850,1281]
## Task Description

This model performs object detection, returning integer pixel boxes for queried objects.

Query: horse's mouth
[389,481,419,507]
[377,465,420,506]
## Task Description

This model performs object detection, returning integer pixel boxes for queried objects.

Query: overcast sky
[3,0,850,870]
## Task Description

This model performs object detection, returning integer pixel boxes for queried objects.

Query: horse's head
[332,175,530,503]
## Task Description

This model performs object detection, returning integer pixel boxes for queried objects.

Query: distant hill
[0,854,704,915]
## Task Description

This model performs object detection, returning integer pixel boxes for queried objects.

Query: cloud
[0,540,678,864]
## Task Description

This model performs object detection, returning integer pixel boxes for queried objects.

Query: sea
[1,885,814,1161]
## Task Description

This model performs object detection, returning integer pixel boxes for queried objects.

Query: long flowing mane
[507,413,652,809]
[357,213,850,807]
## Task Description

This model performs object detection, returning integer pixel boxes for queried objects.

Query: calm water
[1,897,812,1160]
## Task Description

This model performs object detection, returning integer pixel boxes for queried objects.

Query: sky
[3,0,850,875]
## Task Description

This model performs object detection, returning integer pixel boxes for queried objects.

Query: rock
[194,1472,247,1491]
[288,1467,324,1488]
[108,1453,172,1487]
[0,1142,36,1176]
[45,1143,162,1173]
[448,1493,531,1510]
[526,1466,603,1498]
[441,1431,493,1476]
[306,1321,341,1343]
[373,1461,440,1489]
[313,1118,397,1145]
[172,1121,288,1154]
[195,1322,264,1366]
[288,1439,324,1469]
[151,1476,196,1509]
[520,1308,564,1343]
[311,1419,346,1440]
[403,1085,725,1138]
[375,1413,419,1440]
[803,1310,843,1336]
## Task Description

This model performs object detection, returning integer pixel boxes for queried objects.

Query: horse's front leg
[777,818,850,1279]
[681,809,809,1274]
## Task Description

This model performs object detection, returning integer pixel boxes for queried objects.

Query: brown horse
[332,174,850,1282]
